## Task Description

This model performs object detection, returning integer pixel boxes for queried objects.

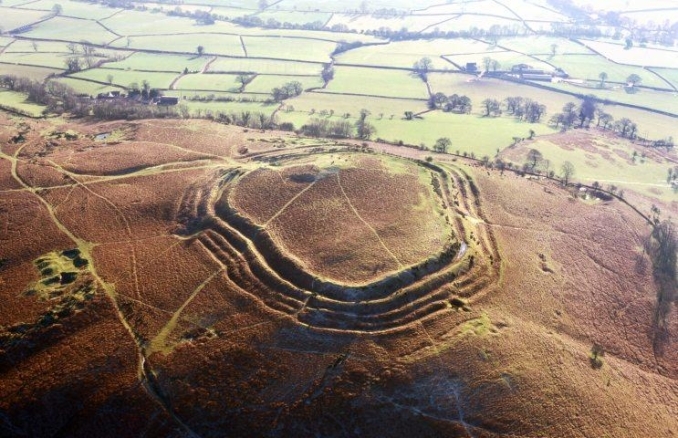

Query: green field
[578,39,678,69]
[174,73,240,92]
[241,36,335,63]
[276,92,428,119]
[427,73,575,117]
[5,40,72,53]
[207,57,322,75]
[100,10,227,36]
[135,2,212,14]
[497,36,593,55]
[649,68,678,90]
[255,10,332,25]
[0,90,46,116]
[525,136,675,201]
[411,1,516,18]
[21,17,119,45]
[336,39,490,69]
[326,13,456,33]
[320,66,428,99]
[371,112,555,156]
[104,52,210,73]
[53,77,124,95]
[0,51,75,70]
[270,0,441,12]
[537,54,670,89]
[0,7,47,31]
[0,36,15,47]
[70,68,179,89]
[17,0,122,20]
[539,81,678,116]
[178,99,277,117]
[0,63,61,80]
[245,74,323,94]
[111,34,244,57]
[449,51,555,72]
[432,14,523,34]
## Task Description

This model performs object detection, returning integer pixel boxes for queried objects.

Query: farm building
[157,97,179,106]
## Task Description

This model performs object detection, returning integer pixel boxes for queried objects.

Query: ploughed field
[1,115,677,437]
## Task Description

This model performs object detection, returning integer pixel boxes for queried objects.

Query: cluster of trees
[0,75,79,114]
[203,110,275,129]
[412,57,433,82]
[520,148,577,185]
[433,137,451,153]
[64,41,105,72]
[321,64,335,85]
[482,57,501,72]
[300,108,375,139]
[271,81,303,102]
[549,97,641,140]
[427,93,472,113]
[232,14,325,31]
[503,96,547,122]
[127,81,161,100]
[299,118,355,138]
[88,101,187,120]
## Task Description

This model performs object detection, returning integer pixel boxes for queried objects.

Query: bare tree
[560,161,575,185]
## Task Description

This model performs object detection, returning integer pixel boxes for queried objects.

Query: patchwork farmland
[1,0,678,437]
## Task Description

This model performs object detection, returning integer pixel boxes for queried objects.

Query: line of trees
[503,96,547,122]
[428,93,472,113]
[648,218,677,355]
[300,108,375,139]
[548,96,646,141]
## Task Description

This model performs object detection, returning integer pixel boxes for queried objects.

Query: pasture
[244,74,324,93]
[325,13,453,33]
[320,66,428,99]
[0,63,61,80]
[70,68,179,89]
[448,50,555,72]
[207,57,322,75]
[498,36,593,55]
[578,39,678,69]
[427,73,575,117]
[369,111,556,157]
[20,17,119,45]
[271,0,442,12]
[0,7,47,32]
[276,92,428,120]
[18,0,122,20]
[103,52,210,73]
[650,68,678,90]
[110,34,245,57]
[174,73,240,92]
[241,36,335,63]
[174,98,276,117]
[538,54,669,88]
[53,77,124,95]
[0,51,79,70]
[539,81,678,116]
[255,10,332,25]
[502,131,675,201]
[0,90,46,116]
[335,39,489,69]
